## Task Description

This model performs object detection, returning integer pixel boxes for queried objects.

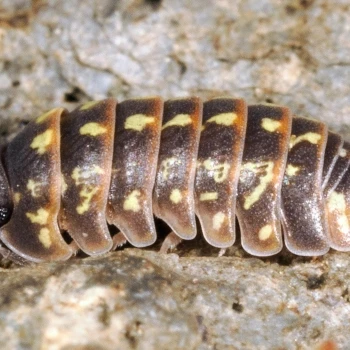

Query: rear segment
[322,131,343,190]
[236,105,292,256]
[323,142,350,198]
[153,97,202,240]
[325,142,350,251]
[0,108,72,262]
[107,97,163,247]
[195,98,247,248]
[281,117,329,256]
[59,100,116,256]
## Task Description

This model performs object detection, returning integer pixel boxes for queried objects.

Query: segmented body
[0,97,349,262]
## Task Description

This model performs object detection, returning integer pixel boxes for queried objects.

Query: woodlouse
[0,96,349,263]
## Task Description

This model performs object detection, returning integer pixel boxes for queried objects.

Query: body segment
[0,96,348,262]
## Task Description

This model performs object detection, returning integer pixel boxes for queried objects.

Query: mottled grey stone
[0,0,350,349]
[0,249,348,350]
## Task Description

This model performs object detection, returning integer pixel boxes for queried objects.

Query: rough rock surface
[0,0,350,349]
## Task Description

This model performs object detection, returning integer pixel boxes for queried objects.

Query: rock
[0,0,350,349]
[0,248,349,349]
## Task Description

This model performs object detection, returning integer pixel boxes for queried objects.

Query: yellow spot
[71,165,105,185]
[328,191,346,212]
[38,228,52,248]
[241,161,274,210]
[339,148,347,157]
[199,192,218,201]
[61,175,68,194]
[125,114,155,131]
[258,224,273,241]
[14,193,21,204]
[80,101,100,110]
[170,189,182,204]
[79,122,107,136]
[30,129,53,155]
[123,190,141,212]
[162,114,192,130]
[212,212,226,230]
[261,118,281,132]
[285,164,300,177]
[203,159,230,183]
[77,186,99,215]
[328,191,350,235]
[36,109,58,124]
[26,208,49,225]
[160,157,180,181]
[27,179,41,197]
[289,132,321,149]
[206,113,237,126]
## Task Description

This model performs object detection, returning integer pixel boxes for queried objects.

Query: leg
[218,248,226,257]
[0,244,31,266]
[69,240,80,256]
[160,232,182,253]
[112,232,128,250]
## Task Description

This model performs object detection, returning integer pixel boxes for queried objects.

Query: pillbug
[0,96,349,263]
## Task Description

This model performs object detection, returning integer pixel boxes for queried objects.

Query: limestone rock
[0,1,350,349]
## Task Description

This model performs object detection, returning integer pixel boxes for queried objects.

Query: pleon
[107,97,163,247]
[59,99,116,255]
[281,117,329,256]
[0,108,72,262]
[322,131,343,190]
[195,98,247,248]
[236,104,292,256]
[323,141,350,198]
[326,167,350,251]
[153,97,202,239]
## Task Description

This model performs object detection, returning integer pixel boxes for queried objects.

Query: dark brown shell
[0,97,349,262]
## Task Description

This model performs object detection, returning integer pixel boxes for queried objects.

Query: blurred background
[0,1,349,349]
[1,0,350,138]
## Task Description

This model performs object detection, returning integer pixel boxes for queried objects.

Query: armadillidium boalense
[0,96,349,263]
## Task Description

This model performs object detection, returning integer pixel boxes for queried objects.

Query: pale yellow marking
[36,109,58,124]
[27,179,41,197]
[162,114,192,130]
[14,193,21,204]
[160,157,180,181]
[327,191,350,234]
[125,114,155,132]
[170,189,182,204]
[212,212,226,230]
[207,113,237,126]
[258,224,273,241]
[203,159,230,183]
[199,192,218,201]
[285,164,300,177]
[123,190,141,212]
[26,208,49,225]
[80,101,99,111]
[71,165,105,186]
[38,228,52,248]
[241,161,274,210]
[77,186,99,215]
[30,129,53,155]
[79,122,107,136]
[289,132,321,149]
[339,148,347,157]
[261,118,281,133]
[61,175,68,194]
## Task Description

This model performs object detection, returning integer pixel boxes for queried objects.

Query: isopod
[0,96,349,263]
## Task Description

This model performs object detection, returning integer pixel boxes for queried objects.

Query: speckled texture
[0,249,348,350]
[0,0,350,349]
